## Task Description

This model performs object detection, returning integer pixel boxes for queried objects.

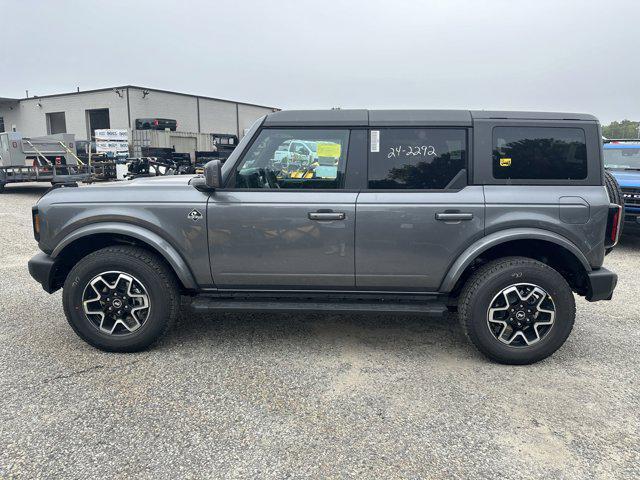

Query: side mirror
[192,159,222,192]
[204,159,222,189]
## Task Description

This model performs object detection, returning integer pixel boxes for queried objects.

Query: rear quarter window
[493,127,587,180]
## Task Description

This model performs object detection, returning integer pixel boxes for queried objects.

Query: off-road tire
[458,256,576,365]
[62,246,180,352]
[604,170,624,254]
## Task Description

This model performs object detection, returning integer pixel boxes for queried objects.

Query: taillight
[605,204,623,249]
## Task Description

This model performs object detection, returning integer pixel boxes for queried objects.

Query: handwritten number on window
[387,145,437,159]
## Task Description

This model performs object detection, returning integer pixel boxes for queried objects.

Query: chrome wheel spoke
[486,283,556,347]
[81,271,151,336]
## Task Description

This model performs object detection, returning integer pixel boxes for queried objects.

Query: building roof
[263,109,598,127]
[6,85,278,110]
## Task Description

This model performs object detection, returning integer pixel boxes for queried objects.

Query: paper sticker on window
[500,158,512,167]
[371,130,380,152]
[317,143,341,158]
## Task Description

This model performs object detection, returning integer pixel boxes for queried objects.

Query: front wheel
[458,257,576,365]
[62,246,180,352]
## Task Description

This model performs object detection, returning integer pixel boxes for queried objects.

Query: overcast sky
[2,0,638,123]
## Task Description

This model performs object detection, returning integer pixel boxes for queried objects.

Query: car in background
[604,140,640,226]
[135,118,178,131]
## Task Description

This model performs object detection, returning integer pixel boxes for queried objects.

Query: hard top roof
[263,109,597,127]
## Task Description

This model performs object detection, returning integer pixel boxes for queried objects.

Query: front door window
[228,129,350,189]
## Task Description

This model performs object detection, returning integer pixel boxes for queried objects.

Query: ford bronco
[28,110,622,364]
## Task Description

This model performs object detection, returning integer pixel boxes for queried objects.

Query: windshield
[604,146,640,170]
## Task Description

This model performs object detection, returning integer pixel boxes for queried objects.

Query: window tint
[368,128,466,189]
[493,127,587,180]
[230,129,349,189]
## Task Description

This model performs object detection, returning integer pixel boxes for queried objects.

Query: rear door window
[493,127,587,180]
[367,128,467,189]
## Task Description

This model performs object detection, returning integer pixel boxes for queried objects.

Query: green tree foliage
[602,120,640,139]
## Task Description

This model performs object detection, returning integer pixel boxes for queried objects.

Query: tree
[602,120,640,139]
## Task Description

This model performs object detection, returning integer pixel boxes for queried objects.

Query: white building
[0,85,278,141]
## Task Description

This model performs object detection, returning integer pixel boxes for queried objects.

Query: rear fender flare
[439,228,592,293]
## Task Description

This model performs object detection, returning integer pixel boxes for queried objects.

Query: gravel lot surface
[1,183,638,479]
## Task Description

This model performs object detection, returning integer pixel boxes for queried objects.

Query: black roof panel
[369,109,472,126]
[263,109,598,127]
[470,110,597,121]
[264,109,368,127]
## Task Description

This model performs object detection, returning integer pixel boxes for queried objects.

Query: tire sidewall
[63,252,172,351]
[467,263,575,364]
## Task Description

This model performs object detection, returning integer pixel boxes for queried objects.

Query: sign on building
[95,129,129,154]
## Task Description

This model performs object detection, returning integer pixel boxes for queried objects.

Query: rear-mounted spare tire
[604,170,624,254]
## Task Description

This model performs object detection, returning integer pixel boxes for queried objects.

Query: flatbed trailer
[0,132,91,191]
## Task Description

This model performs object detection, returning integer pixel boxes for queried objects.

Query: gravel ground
[1,183,638,479]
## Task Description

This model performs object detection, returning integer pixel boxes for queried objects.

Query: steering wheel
[264,169,280,189]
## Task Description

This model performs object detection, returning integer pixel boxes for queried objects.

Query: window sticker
[371,130,380,152]
[317,142,341,158]
[500,158,512,167]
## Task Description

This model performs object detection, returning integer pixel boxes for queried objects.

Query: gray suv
[28,110,622,364]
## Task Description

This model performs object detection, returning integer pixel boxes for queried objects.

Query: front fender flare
[439,228,592,293]
[51,222,198,290]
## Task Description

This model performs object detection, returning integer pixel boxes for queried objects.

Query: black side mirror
[192,159,222,192]
[204,160,222,189]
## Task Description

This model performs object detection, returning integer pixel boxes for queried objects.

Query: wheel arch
[441,228,592,296]
[51,222,198,291]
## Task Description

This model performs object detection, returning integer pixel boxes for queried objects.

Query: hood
[37,174,206,206]
[88,175,197,188]
[608,170,640,188]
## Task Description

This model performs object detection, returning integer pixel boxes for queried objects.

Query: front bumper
[585,267,618,302]
[28,252,59,293]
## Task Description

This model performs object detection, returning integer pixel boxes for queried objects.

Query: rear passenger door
[355,128,485,291]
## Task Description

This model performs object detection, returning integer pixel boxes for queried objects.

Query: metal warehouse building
[0,85,278,141]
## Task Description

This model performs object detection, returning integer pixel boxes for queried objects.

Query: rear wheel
[458,257,576,365]
[63,246,180,352]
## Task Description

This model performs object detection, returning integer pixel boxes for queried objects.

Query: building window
[86,108,110,140]
[0,116,4,133]
[46,112,67,135]
[492,127,587,180]
[368,128,467,190]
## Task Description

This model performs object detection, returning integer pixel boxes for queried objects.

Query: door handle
[435,212,474,221]
[308,211,346,221]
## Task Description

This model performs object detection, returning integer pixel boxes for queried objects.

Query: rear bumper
[585,267,618,302]
[28,252,59,293]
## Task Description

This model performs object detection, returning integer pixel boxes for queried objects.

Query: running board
[190,297,448,316]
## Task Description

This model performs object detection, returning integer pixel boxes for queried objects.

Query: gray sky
[2,0,638,123]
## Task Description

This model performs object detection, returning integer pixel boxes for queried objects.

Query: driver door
[208,128,357,289]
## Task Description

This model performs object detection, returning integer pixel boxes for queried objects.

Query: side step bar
[190,297,448,316]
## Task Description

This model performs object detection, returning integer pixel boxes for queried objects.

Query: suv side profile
[28,110,622,364]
